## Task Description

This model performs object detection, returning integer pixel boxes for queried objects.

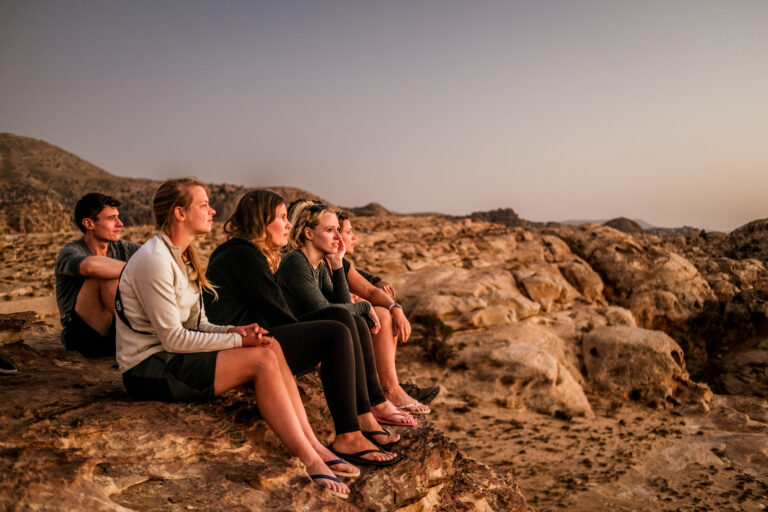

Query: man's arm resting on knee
[79,256,126,279]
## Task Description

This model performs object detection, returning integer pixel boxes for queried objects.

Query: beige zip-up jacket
[116,233,241,373]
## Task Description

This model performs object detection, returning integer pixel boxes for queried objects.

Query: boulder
[727,218,768,260]
[473,322,583,383]
[717,342,768,399]
[582,326,712,409]
[515,267,580,312]
[488,342,593,418]
[485,289,541,320]
[454,324,593,419]
[411,294,487,320]
[393,267,538,329]
[601,306,636,326]
[0,311,40,345]
[456,305,515,329]
[559,259,604,303]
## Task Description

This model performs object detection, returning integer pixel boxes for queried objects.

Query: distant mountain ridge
[0,133,326,233]
[560,218,656,230]
[2,132,766,259]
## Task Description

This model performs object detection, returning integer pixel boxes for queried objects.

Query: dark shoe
[400,379,440,404]
[0,355,17,375]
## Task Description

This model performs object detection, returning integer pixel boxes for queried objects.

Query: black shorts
[61,312,116,358]
[122,351,218,402]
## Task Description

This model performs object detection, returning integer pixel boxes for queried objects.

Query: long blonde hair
[224,189,285,272]
[153,178,216,295]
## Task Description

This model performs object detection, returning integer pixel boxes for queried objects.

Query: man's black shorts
[122,351,218,402]
[61,312,116,358]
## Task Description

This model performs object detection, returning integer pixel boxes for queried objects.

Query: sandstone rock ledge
[0,335,530,511]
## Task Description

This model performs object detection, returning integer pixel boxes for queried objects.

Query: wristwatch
[388,302,403,312]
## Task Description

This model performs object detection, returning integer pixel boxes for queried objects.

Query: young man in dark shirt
[54,193,140,357]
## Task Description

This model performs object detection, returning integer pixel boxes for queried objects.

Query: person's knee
[268,339,286,361]
[246,348,280,376]
[98,277,119,301]
[324,307,355,326]
[323,321,354,351]
[76,278,116,312]
[353,315,368,330]
[326,321,353,341]
[375,307,391,328]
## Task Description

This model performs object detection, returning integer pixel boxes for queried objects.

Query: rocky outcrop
[345,202,393,217]
[727,218,768,260]
[0,312,44,345]
[0,336,529,511]
[582,326,712,409]
[546,224,718,372]
[468,207,527,228]
[603,217,644,234]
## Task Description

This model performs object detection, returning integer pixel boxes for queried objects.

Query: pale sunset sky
[1,1,766,231]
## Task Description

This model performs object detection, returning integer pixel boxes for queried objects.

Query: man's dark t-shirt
[54,238,140,329]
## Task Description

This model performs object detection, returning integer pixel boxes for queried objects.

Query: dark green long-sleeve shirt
[277,249,371,319]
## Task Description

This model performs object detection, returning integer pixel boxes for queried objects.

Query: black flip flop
[362,429,399,450]
[328,444,402,467]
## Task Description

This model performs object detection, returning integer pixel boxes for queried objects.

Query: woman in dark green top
[278,203,417,429]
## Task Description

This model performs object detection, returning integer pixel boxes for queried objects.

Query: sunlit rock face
[582,326,712,409]
[0,335,529,512]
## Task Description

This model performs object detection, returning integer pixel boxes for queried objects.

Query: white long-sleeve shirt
[116,233,241,373]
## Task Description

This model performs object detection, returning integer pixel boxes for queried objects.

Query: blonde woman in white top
[115,178,352,499]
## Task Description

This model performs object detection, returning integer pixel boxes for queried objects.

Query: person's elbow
[78,257,99,277]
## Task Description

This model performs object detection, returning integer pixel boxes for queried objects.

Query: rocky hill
[0,133,326,233]
[602,217,644,234]
[468,207,527,228]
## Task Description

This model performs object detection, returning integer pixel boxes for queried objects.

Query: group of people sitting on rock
[53,179,440,500]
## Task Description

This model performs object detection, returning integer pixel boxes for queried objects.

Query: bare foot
[371,400,417,426]
[305,459,350,498]
[359,412,401,445]
[385,385,431,414]
[333,431,398,462]
[314,444,359,476]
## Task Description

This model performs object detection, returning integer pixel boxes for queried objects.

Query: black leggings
[300,307,387,414]
[270,318,358,434]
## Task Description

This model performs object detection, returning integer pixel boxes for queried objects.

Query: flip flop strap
[345,448,382,457]
[363,429,392,437]
[324,458,347,467]
[310,474,342,484]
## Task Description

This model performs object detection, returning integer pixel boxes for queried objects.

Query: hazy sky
[2,1,766,231]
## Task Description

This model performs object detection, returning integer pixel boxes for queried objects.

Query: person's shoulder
[61,237,87,251]
[56,238,88,258]
[212,237,259,257]
[126,236,167,267]
[281,249,299,262]
[111,239,141,257]
[213,238,269,266]
[278,250,306,272]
